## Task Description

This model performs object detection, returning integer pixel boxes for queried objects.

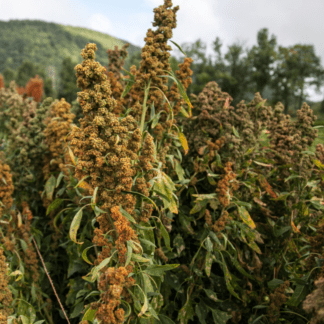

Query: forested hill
[0,19,141,74]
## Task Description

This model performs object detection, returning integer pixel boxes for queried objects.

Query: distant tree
[247,28,277,96]
[16,61,38,86]
[58,57,78,103]
[272,45,324,114]
[320,98,324,114]
[2,68,16,88]
[16,60,54,97]
[181,39,215,94]
[219,42,252,104]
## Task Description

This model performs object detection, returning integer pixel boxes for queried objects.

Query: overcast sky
[1,0,324,101]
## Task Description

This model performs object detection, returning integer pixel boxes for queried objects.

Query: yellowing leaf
[238,206,256,229]
[79,181,93,192]
[68,146,76,166]
[223,97,230,109]
[178,132,189,155]
[291,220,300,234]
[17,211,22,228]
[69,207,84,245]
[313,159,324,170]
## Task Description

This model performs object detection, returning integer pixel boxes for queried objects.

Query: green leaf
[144,264,179,276]
[90,251,117,281]
[170,40,187,57]
[225,251,255,281]
[69,207,85,245]
[136,284,149,317]
[210,308,232,323]
[287,284,308,306]
[131,254,150,263]
[232,126,240,138]
[121,300,132,318]
[70,301,84,318]
[175,160,185,181]
[204,289,218,302]
[159,314,176,324]
[120,205,136,224]
[190,199,208,214]
[267,279,285,290]
[219,253,241,300]
[173,234,185,256]
[56,171,65,188]
[178,297,195,324]
[179,212,195,235]
[205,237,213,252]
[46,198,64,215]
[18,316,29,324]
[195,302,208,324]
[125,242,133,267]
[158,221,171,251]
[153,171,178,213]
[45,175,56,201]
[82,307,97,321]
[82,245,94,265]
[151,111,163,129]
[205,251,213,277]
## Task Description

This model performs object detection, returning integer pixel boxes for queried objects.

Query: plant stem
[32,237,71,324]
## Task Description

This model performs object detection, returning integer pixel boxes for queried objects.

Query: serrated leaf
[178,298,195,324]
[210,308,232,323]
[69,207,84,245]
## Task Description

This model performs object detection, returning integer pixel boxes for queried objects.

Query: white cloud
[0,0,87,26]
[87,13,114,35]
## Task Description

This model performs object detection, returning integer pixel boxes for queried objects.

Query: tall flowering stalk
[43,98,76,181]
[128,0,193,127]
[71,43,156,323]
[0,247,13,323]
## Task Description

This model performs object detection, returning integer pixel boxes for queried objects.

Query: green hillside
[0,19,141,85]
